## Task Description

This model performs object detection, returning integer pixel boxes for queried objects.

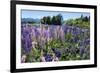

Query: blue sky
[21,10,90,20]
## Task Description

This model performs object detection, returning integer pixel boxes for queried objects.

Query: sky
[21,10,90,20]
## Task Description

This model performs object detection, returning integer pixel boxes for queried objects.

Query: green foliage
[41,16,47,24]
[21,21,36,24]
[46,16,51,24]
[41,14,63,25]
[51,16,57,25]
[63,15,90,29]
[56,14,63,25]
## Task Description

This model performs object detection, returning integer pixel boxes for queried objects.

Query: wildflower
[45,52,52,62]
[21,55,26,63]
[52,48,61,58]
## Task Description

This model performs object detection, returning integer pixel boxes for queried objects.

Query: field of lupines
[21,24,90,63]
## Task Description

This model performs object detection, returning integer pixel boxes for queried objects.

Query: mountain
[21,18,41,23]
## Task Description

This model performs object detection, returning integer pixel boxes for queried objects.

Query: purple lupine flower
[45,52,52,62]
[47,29,52,42]
[60,26,65,40]
[43,30,49,38]
[40,56,46,62]
[52,57,59,61]
[71,46,76,55]
[73,28,78,43]
[62,25,68,34]
[21,24,32,54]
[33,27,40,38]
[40,50,46,62]
[80,40,85,47]
[22,34,32,53]
[80,46,85,57]
[52,48,61,58]
[85,38,90,45]
[55,26,60,39]
[49,27,55,38]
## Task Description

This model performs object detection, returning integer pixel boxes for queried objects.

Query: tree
[83,16,89,22]
[65,19,74,26]
[56,14,63,25]
[51,16,57,25]
[81,14,83,19]
[41,16,47,24]
[41,14,63,25]
[46,16,51,24]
